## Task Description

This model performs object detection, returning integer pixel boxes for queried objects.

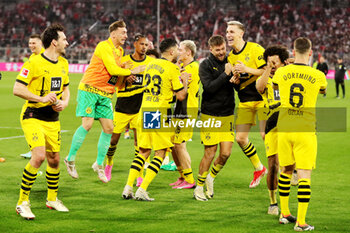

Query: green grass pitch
[0,71,349,232]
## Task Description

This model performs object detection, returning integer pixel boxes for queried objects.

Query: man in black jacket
[193,35,235,201]
[335,57,346,98]
[316,56,328,97]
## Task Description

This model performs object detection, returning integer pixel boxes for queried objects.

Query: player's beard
[172,56,178,63]
[60,49,66,57]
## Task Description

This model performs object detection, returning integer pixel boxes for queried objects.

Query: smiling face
[28,37,42,54]
[55,31,69,56]
[210,42,226,61]
[226,25,244,47]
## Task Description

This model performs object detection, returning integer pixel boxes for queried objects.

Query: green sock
[97,131,112,165]
[67,126,88,161]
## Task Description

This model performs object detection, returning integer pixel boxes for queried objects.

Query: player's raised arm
[175,72,190,101]
[234,60,265,76]
[256,58,273,94]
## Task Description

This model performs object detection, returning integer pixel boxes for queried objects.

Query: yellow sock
[297,178,311,225]
[269,189,277,205]
[278,172,292,216]
[18,162,38,205]
[106,144,117,166]
[209,163,223,178]
[178,166,185,179]
[183,168,194,184]
[242,141,262,170]
[196,171,208,187]
[127,154,146,187]
[133,149,145,179]
[46,165,60,201]
[140,156,163,191]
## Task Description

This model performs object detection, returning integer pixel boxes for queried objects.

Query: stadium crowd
[0,0,349,64]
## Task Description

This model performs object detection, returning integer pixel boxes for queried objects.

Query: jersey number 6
[289,83,304,108]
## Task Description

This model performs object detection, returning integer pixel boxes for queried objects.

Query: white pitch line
[0,130,70,141]
[0,126,22,129]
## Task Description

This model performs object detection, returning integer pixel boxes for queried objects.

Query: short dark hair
[41,23,65,49]
[146,49,160,58]
[109,20,126,33]
[134,33,146,42]
[159,38,177,53]
[29,34,41,40]
[294,37,312,54]
[208,35,225,48]
[263,45,289,64]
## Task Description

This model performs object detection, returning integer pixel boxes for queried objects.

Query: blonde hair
[227,20,245,32]
[180,40,197,57]
[109,20,126,33]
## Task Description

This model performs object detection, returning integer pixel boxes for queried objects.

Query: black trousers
[335,79,345,97]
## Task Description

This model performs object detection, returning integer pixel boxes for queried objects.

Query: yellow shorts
[200,114,235,146]
[113,111,139,134]
[20,103,27,124]
[172,118,194,144]
[21,118,61,152]
[265,127,278,157]
[236,101,267,125]
[278,132,317,170]
[138,131,174,150]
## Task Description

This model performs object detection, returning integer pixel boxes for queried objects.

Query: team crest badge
[86,107,92,114]
[245,53,250,62]
[205,133,211,140]
[32,133,38,141]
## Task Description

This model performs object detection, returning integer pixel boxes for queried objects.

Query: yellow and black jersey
[174,61,200,119]
[273,63,327,131]
[227,41,266,102]
[260,76,281,134]
[142,58,183,109]
[115,54,155,114]
[16,53,69,121]
[260,76,281,117]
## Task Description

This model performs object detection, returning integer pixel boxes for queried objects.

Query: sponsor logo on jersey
[20,68,30,78]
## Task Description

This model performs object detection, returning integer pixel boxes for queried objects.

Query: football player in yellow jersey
[226,21,267,188]
[13,24,70,220]
[273,38,327,231]
[256,45,289,216]
[169,40,200,189]
[28,34,45,59]
[64,21,144,183]
[20,34,45,159]
[122,38,190,201]
[104,34,153,182]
